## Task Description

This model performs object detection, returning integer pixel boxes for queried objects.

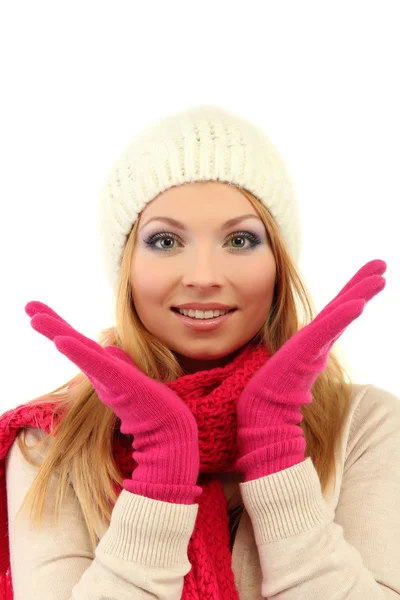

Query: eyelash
[143,229,263,252]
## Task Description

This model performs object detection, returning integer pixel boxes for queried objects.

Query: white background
[1,1,399,411]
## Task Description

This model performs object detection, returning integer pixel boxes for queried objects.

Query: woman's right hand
[25,301,202,504]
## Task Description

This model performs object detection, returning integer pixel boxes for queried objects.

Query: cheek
[132,278,161,305]
[130,262,169,306]
[235,259,276,298]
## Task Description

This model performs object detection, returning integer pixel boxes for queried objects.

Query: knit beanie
[97,104,303,292]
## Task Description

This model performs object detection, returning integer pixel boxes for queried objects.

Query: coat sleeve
[239,384,400,599]
[6,427,198,599]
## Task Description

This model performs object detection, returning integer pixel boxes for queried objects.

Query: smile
[171,307,237,331]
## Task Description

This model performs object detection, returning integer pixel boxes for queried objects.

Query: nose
[181,248,224,289]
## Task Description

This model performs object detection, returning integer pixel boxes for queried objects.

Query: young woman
[1,105,399,599]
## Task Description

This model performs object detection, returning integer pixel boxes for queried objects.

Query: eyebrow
[139,214,262,232]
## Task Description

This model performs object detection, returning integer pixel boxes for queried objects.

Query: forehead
[139,182,255,219]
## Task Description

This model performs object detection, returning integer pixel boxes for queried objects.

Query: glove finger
[302,299,366,361]
[104,345,136,367]
[26,302,104,357]
[320,259,386,316]
[266,300,366,393]
[243,273,385,398]
[316,274,386,322]
[25,301,72,325]
[54,336,132,398]
[30,313,105,358]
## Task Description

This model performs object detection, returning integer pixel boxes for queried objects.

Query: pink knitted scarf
[0,340,270,598]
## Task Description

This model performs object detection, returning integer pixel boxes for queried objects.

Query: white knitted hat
[97,104,303,291]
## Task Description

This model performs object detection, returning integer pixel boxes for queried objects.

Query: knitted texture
[1,261,386,597]
[97,104,303,292]
[234,258,387,482]
[0,340,270,599]
[26,301,203,506]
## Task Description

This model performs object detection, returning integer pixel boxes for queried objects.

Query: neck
[174,343,250,375]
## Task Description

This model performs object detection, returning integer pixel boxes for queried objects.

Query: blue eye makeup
[143,229,263,252]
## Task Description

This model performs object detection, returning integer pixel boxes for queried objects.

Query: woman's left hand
[235,259,387,482]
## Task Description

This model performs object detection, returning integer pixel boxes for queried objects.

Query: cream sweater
[5,382,400,599]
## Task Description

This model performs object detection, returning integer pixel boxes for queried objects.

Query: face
[130,181,277,373]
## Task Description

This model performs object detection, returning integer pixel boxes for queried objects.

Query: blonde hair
[15,184,353,551]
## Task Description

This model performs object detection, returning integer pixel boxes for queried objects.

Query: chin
[173,341,243,361]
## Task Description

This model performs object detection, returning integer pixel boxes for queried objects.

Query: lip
[171,308,237,331]
[173,303,235,310]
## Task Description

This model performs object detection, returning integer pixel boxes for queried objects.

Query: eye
[143,231,180,251]
[143,230,262,252]
[229,232,261,249]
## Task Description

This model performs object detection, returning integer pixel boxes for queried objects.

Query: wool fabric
[97,104,303,292]
[0,339,271,599]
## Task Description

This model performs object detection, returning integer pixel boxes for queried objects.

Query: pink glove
[235,259,387,482]
[25,301,202,505]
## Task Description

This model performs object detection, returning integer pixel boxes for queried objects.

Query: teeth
[177,308,230,319]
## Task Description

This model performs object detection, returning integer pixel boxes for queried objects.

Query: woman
[1,104,399,599]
